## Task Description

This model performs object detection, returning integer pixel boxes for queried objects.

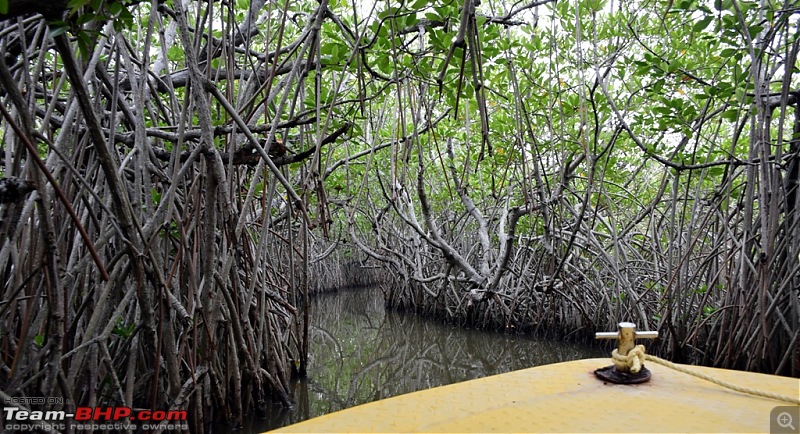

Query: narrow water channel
[240,287,605,432]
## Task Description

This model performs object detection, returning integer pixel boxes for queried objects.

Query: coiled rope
[611,344,800,405]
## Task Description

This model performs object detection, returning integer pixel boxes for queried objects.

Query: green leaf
[76,11,96,25]
[67,0,92,9]
[48,23,69,38]
[0,0,8,15]
[34,334,45,347]
[721,109,738,121]
[377,54,392,74]
[168,45,183,62]
[428,30,443,48]
[692,16,713,33]
[76,31,93,59]
[108,1,123,17]
[151,188,162,204]
[411,0,428,9]
[668,59,681,73]
[747,25,764,38]
[112,317,135,338]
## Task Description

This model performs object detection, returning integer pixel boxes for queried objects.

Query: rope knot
[611,344,647,373]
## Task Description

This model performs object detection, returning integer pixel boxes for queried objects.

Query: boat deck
[274,358,799,432]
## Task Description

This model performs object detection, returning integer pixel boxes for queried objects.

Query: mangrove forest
[0,0,798,431]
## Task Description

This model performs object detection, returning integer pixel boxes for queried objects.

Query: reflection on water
[244,287,605,432]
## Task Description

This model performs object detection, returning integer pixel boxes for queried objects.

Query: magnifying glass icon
[777,412,795,430]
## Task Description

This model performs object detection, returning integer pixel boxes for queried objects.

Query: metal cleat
[594,322,658,384]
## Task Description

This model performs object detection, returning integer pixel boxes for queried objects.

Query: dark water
[240,287,605,432]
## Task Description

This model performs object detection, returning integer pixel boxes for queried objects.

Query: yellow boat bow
[274,323,799,433]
